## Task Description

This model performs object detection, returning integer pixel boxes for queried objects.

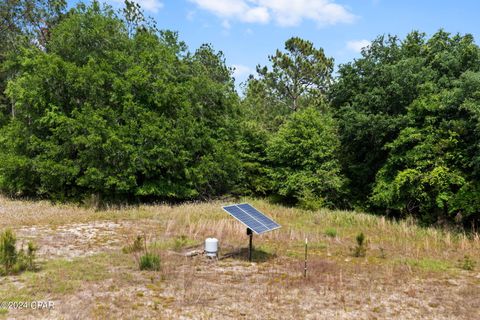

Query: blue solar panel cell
[222,203,280,234]
[222,205,269,234]
[237,204,280,230]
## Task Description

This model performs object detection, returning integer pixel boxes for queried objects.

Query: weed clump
[122,235,145,254]
[0,229,17,274]
[352,232,367,257]
[173,235,189,251]
[459,255,476,271]
[324,228,337,238]
[123,234,161,271]
[0,229,38,275]
[140,253,161,271]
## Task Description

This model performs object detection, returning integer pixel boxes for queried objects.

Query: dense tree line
[1,1,479,226]
[0,1,241,201]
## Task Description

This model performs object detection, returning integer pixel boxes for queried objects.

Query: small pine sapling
[352,232,367,257]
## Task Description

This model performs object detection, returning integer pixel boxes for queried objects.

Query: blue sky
[69,0,480,88]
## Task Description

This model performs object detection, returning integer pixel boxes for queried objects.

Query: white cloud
[232,64,254,79]
[138,0,163,13]
[346,39,370,53]
[189,0,355,27]
[108,0,163,13]
[191,0,250,18]
[257,0,355,27]
[244,6,270,24]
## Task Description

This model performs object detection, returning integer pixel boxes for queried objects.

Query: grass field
[0,195,479,319]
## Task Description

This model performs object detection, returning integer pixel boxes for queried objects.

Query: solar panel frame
[222,203,281,234]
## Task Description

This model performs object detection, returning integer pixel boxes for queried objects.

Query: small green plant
[0,230,38,275]
[459,255,476,271]
[173,235,193,251]
[15,241,39,272]
[352,232,367,257]
[0,229,17,274]
[324,228,337,238]
[139,253,161,271]
[122,235,145,254]
[125,234,161,271]
[25,241,38,270]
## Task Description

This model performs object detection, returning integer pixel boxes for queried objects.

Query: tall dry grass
[1,195,479,269]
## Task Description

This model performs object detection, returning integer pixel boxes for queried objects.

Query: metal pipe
[247,228,253,262]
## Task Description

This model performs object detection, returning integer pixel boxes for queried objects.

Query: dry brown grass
[1,195,480,319]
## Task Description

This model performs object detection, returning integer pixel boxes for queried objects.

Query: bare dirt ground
[16,220,160,260]
[1,197,480,319]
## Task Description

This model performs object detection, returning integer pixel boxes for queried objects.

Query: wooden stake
[304,237,308,278]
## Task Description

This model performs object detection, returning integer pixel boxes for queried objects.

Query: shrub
[25,241,38,271]
[459,255,476,271]
[0,230,38,275]
[122,235,145,254]
[139,253,161,271]
[173,235,191,251]
[298,190,325,211]
[352,232,367,257]
[0,229,17,274]
[324,228,337,238]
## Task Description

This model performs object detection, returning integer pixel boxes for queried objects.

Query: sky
[68,0,480,89]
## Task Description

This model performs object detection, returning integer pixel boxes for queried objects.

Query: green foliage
[0,2,241,202]
[256,37,333,112]
[0,229,17,274]
[122,235,145,254]
[324,228,337,238]
[25,241,38,271]
[236,120,272,195]
[371,70,480,224]
[0,0,66,126]
[1,0,480,227]
[172,235,196,251]
[332,31,480,211]
[123,234,161,271]
[0,230,38,275]
[267,107,345,208]
[352,232,367,257]
[139,252,161,271]
[459,255,476,271]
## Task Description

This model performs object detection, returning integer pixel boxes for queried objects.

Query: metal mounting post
[247,228,253,262]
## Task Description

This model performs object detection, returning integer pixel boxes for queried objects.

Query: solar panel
[222,203,281,234]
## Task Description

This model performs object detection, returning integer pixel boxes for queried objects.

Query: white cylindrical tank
[205,238,218,257]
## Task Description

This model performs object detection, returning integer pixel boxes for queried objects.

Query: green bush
[266,107,345,208]
[459,255,476,271]
[0,4,242,202]
[25,241,38,271]
[173,235,188,251]
[0,229,17,274]
[324,228,337,238]
[352,232,367,257]
[139,253,161,271]
[0,230,38,275]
